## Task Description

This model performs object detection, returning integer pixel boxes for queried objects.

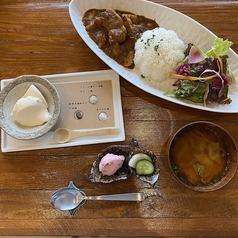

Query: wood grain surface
[0,0,238,237]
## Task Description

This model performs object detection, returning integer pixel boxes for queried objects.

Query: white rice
[134,27,186,82]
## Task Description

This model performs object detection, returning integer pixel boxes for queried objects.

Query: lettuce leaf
[206,38,233,58]
[227,66,236,84]
[165,80,206,103]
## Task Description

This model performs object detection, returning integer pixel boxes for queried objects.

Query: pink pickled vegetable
[99,153,125,176]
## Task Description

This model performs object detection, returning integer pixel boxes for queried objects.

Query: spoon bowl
[50,187,86,210]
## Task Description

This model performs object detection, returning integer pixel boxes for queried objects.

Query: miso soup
[170,127,230,186]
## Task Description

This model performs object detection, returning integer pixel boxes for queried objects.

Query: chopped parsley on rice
[134,27,186,82]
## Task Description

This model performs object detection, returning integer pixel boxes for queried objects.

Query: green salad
[165,38,235,106]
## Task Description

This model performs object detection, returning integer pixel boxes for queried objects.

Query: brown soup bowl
[167,121,238,192]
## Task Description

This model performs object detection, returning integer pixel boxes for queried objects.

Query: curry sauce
[82,8,158,68]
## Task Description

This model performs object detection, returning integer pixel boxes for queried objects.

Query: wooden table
[0,0,238,237]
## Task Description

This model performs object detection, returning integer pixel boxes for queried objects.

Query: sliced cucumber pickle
[128,153,152,168]
[135,159,155,175]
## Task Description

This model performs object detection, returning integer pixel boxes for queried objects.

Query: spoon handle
[70,128,119,139]
[84,192,145,201]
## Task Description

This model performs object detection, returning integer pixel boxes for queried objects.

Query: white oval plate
[69,0,238,113]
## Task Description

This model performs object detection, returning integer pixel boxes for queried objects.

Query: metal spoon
[53,127,119,143]
[50,187,145,211]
